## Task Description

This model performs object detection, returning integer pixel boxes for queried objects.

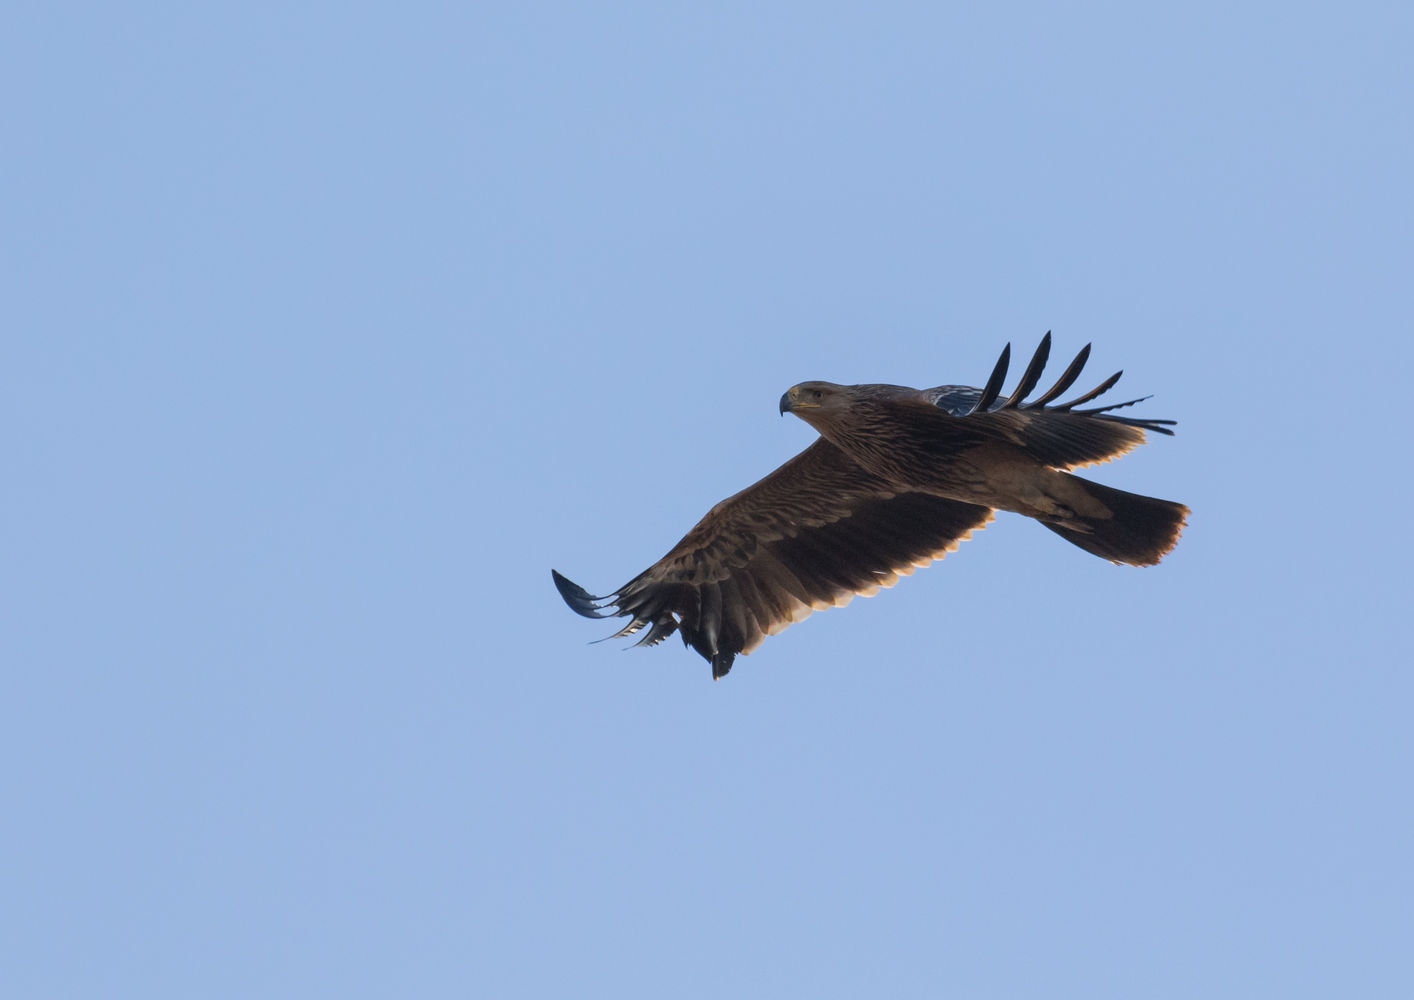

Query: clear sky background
[2,2,1411,997]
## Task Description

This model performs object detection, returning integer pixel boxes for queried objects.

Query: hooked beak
[780,386,821,415]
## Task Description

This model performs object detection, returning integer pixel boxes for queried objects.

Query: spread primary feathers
[554,335,1188,679]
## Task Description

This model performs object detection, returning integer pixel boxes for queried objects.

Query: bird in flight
[553,335,1188,679]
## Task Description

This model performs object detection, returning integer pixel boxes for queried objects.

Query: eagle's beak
[781,386,822,414]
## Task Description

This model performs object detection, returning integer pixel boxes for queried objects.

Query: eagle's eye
[811,389,824,400]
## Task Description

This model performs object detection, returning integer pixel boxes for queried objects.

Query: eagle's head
[780,381,918,432]
[778,381,852,417]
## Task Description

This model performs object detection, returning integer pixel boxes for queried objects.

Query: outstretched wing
[553,439,992,679]
[921,333,1177,470]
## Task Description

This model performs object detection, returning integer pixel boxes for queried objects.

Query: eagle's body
[554,337,1188,679]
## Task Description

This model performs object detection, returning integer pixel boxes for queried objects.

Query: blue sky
[2,2,1410,997]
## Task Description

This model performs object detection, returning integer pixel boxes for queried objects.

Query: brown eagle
[553,335,1188,679]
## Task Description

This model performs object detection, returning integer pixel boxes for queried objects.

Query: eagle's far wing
[919,334,1177,471]
[553,438,992,679]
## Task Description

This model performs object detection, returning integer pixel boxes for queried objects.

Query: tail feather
[1042,475,1188,566]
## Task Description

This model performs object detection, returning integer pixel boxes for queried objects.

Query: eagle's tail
[1040,474,1188,567]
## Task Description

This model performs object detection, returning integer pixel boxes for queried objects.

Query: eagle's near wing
[920,333,1176,471]
[552,439,992,679]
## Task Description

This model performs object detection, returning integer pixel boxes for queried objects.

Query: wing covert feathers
[552,440,992,679]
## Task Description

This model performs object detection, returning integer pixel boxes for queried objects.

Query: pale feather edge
[738,511,996,655]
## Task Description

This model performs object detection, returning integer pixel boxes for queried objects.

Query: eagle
[553,335,1188,679]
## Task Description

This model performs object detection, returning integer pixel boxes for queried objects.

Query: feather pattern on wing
[554,335,1183,679]
[553,439,992,679]
[919,339,1176,470]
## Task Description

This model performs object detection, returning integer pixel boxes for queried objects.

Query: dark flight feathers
[555,336,1182,679]
[924,333,1175,471]
[554,440,992,678]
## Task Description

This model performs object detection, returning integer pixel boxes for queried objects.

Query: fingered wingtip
[972,343,1012,413]
[551,568,617,619]
[1027,342,1092,408]
[1055,370,1123,411]
[1001,333,1052,408]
